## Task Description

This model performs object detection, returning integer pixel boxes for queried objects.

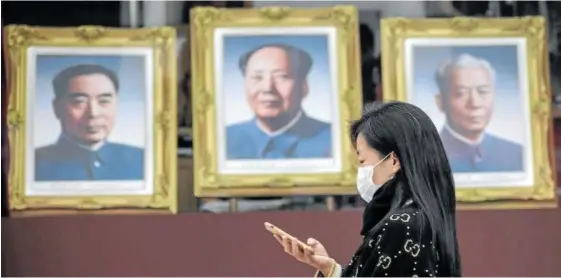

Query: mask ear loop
[371,152,391,169]
[388,152,399,179]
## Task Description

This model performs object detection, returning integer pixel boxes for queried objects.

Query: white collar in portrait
[62,133,106,151]
[444,122,485,146]
[257,110,303,137]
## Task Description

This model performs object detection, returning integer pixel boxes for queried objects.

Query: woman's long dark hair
[350,101,462,276]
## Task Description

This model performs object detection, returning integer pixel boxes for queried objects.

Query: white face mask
[356,153,392,203]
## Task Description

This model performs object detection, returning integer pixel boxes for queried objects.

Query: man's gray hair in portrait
[434,53,496,95]
[238,44,313,81]
[52,64,120,98]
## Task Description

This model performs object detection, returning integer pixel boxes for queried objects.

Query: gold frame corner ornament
[5,25,178,213]
[190,6,362,197]
[380,17,556,208]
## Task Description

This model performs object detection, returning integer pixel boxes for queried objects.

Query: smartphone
[264,222,312,252]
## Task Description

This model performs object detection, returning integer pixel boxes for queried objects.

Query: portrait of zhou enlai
[434,53,523,172]
[34,64,144,181]
[225,44,332,160]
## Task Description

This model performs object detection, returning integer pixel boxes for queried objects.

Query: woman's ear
[391,152,401,172]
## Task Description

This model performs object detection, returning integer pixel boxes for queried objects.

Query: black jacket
[340,180,450,277]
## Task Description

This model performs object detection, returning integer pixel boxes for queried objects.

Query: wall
[3,201,560,277]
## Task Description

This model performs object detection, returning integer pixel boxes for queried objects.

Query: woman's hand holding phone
[264,222,335,275]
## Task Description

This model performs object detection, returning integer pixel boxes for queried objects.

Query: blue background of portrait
[220,35,334,126]
[411,45,526,146]
[34,55,147,148]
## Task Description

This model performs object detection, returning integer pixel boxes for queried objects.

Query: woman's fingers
[274,234,318,265]
[281,236,291,253]
[304,244,315,258]
[291,237,302,258]
[271,235,326,269]
[303,247,314,264]
[307,237,318,246]
[273,234,283,245]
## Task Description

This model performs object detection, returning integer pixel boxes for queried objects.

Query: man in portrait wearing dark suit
[434,53,523,172]
[35,64,144,181]
[226,43,332,159]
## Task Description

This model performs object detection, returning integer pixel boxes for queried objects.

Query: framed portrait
[381,17,556,206]
[4,25,178,212]
[190,6,362,197]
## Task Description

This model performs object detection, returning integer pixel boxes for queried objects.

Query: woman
[271,101,462,277]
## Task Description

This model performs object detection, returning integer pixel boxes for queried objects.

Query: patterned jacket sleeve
[362,211,441,277]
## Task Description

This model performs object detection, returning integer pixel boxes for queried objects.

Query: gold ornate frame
[190,6,362,197]
[380,17,556,206]
[5,25,178,213]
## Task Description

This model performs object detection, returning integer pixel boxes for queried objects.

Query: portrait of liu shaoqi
[410,45,527,174]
